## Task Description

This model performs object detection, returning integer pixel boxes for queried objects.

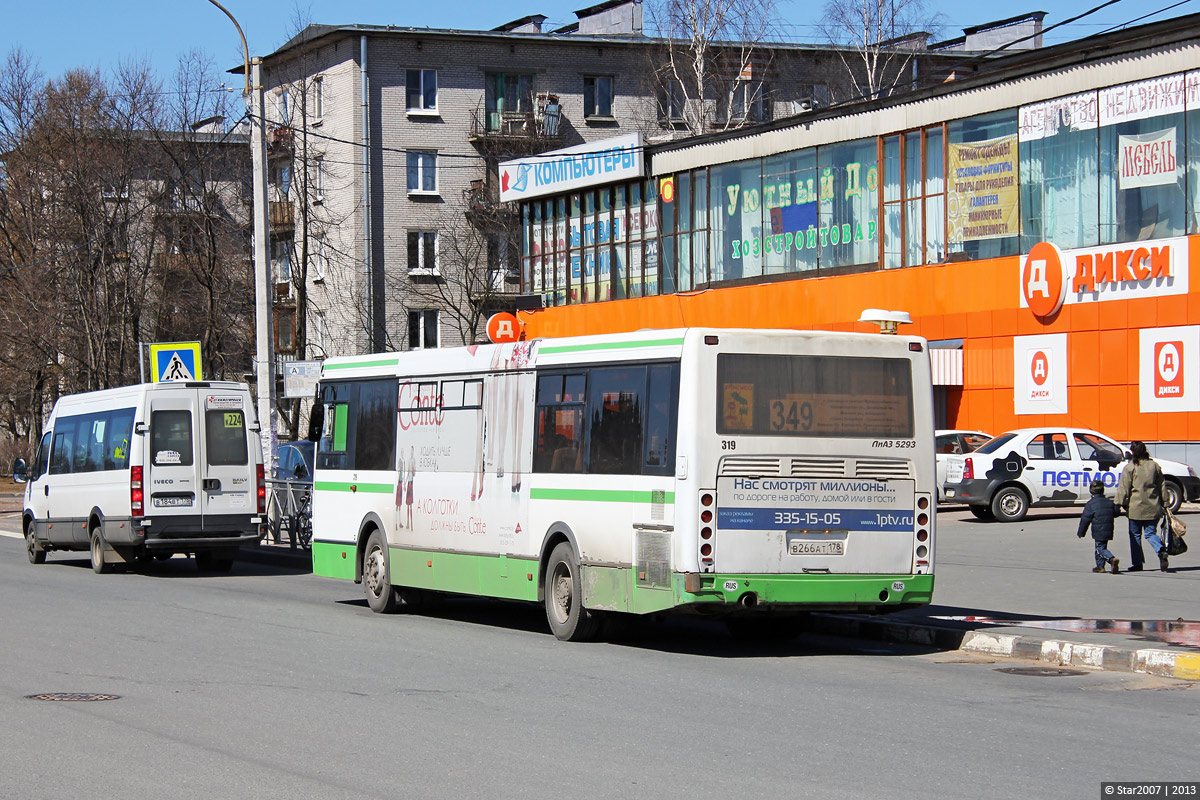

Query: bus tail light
[130,466,144,518]
[913,492,932,573]
[256,463,266,514]
[963,458,974,481]
[700,490,716,572]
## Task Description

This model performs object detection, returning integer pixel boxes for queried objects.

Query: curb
[804,613,1200,681]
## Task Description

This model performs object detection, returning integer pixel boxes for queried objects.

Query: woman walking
[1114,440,1169,572]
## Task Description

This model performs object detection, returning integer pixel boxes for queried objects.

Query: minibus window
[151,411,195,466]
[206,409,248,466]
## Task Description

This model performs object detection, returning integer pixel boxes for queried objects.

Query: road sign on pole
[149,342,203,383]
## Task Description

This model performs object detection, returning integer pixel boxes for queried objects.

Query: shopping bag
[1163,511,1188,556]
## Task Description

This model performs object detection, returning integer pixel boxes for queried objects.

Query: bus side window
[643,363,679,475]
[534,373,587,474]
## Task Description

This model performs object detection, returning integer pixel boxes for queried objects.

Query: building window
[407,230,438,274]
[311,76,324,120]
[273,240,292,284]
[406,69,437,113]
[407,310,439,350]
[729,80,769,123]
[658,81,686,124]
[583,76,614,118]
[312,156,324,203]
[312,234,327,282]
[485,72,534,131]
[313,310,328,356]
[406,150,437,194]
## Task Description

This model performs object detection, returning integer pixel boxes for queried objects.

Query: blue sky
[4,0,1196,83]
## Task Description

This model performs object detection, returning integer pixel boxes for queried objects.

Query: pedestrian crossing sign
[149,342,203,383]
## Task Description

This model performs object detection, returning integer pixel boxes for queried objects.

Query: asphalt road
[0,514,1196,800]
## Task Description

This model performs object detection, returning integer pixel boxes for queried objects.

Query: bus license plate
[153,496,193,508]
[788,539,845,556]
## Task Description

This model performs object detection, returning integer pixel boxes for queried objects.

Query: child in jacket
[1078,479,1120,573]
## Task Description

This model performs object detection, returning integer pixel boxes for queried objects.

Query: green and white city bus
[310,327,936,641]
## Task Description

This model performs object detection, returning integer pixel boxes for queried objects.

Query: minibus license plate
[154,496,193,508]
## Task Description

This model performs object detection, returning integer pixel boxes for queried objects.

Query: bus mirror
[12,457,27,483]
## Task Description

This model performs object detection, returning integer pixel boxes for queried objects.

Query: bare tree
[644,0,781,136]
[819,0,943,103]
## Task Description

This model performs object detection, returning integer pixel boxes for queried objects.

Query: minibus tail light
[130,465,144,518]
[256,463,266,514]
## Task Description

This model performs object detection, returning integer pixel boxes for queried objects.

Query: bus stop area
[2,484,1196,679]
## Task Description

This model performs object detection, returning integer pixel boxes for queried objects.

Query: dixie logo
[1154,340,1184,397]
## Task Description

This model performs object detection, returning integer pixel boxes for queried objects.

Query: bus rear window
[206,409,248,465]
[716,353,914,438]
[151,410,195,466]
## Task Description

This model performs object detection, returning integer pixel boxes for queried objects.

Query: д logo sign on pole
[149,342,203,383]
[1020,241,1068,320]
[486,313,522,344]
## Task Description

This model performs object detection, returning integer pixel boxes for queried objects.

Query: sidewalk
[3,481,1197,678]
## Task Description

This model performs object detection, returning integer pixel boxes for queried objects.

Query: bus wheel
[990,486,1029,523]
[363,530,399,614]
[544,542,601,642]
[90,528,113,575]
[25,526,46,565]
[968,505,994,521]
[1163,479,1183,514]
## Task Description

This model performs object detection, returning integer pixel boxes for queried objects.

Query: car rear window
[974,433,1016,455]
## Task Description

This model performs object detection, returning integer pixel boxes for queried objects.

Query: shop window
[817,137,878,270]
[883,125,946,269]
[1019,91,1100,252]
[1098,76,1186,244]
[709,158,764,282]
[947,110,1020,260]
[762,150,819,276]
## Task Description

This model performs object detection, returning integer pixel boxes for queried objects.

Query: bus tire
[90,528,112,574]
[544,542,601,642]
[968,505,994,521]
[25,524,46,565]
[1163,479,1183,514]
[363,530,399,614]
[990,486,1029,523]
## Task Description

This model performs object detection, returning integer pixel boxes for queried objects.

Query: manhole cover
[993,666,1088,677]
[25,693,121,702]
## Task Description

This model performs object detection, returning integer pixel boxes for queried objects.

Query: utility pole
[205,0,274,465]
[250,58,276,461]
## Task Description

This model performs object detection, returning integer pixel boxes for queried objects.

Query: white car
[935,429,993,503]
[942,427,1200,522]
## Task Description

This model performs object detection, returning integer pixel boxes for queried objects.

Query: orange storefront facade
[519,239,1200,447]
[502,17,1200,464]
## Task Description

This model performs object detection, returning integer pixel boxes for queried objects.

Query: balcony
[468,94,561,154]
[267,126,294,159]
[154,251,204,272]
[270,201,294,237]
[154,191,215,218]
[464,179,518,230]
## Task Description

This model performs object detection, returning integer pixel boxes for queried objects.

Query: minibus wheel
[25,525,46,565]
[90,528,113,575]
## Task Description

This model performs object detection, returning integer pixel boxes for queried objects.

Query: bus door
[146,389,204,521]
[198,392,255,518]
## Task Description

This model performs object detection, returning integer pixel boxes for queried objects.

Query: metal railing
[265,477,312,550]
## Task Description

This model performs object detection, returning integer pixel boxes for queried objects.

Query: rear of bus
[677,329,935,615]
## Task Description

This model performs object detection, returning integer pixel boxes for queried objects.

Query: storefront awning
[931,348,963,386]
